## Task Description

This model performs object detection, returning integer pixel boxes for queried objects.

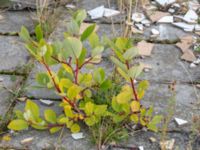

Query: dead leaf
[180,35,193,44]
[17,97,27,102]
[160,139,175,150]
[181,50,196,62]
[79,23,99,34]
[137,40,154,56]
[147,11,170,22]
[140,63,152,69]
[196,84,200,89]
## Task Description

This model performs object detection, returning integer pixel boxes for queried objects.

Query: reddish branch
[78,57,93,69]
[125,61,139,101]
[75,59,79,84]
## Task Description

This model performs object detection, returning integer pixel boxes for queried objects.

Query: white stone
[174,117,188,126]
[135,23,144,31]
[195,24,200,31]
[158,16,174,23]
[39,99,54,106]
[71,132,85,140]
[141,19,151,26]
[139,146,144,150]
[20,137,34,145]
[155,0,176,6]
[193,58,200,65]
[183,10,198,23]
[172,22,195,32]
[188,1,200,11]
[190,63,197,68]
[172,3,180,8]
[168,8,175,13]
[132,13,146,23]
[88,6,105,19]
[65,4,76,9]
[151,28,160,35]
[104,8,120,18]
[0,77,3,82]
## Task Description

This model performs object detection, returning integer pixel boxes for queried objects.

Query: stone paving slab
[0,36,31,73]
[0,11,34,34]
[0,100,94,150]
[138,44,200,82]
[0,75,23,119]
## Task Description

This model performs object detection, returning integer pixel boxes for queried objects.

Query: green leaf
[123,47,138,60]
[8,119,28,131]
[93,68,105,84]
[85,116,96,126]
[50,127,62,134]
[130,101,140,112]
[35,24,43,41]
[81,24,96,41]
[36,73,50,86]
[25,100,40,121]
[63,37,82,59]
[91,46,104,57]
[130,114,139,123]
[117,67,129,81]
[115,37,129,52]
[70,124,80,133]
[15,110,24,119]
[89,32,99,48]
[110,56,126,71]
[94,105,107,116]
[67,84,82,100]
[147,115,163,132]
[19,26,30,42]
[67,19,80,35]
[44,109,57,124]
[137,80,149,99]
[111,97,122,112]
[73,9,87,25]
[128,65,144,79]
[84,102,94,115]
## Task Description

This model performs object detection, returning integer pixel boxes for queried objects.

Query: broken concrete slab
[0,75,23,120]
[143,24,187,42]
[138,44,200,82]
[155,0,176,7]
[0,36,30,73]
[0,11,34,34]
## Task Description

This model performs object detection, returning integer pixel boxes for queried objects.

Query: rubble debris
[104,8,120,18]
[71,132,85,140]
[196,84,200,89]
[174,117,188,126]
[151,28,160,35]
[132,13,146,23]
[137,41,154,56]
[147,11,170,22]
[158,16,174,23]
[17,97,27,102]
[181,50,197,62]
[155,0,176,7]
[183,10,198,23]
[65,4,76,9]
[172,22,195,32]
[141,19,151,26]
[160,139,175,150]
[190,63,197,68]
[88,6,105,19]
[20,137,34,145]
[139,146,144,150]
[88,6,120,19]
[149,137,157,143]
[39,99,54,106]
[131,26,143,34]
[0,77,3,82]
[135,23,144,31]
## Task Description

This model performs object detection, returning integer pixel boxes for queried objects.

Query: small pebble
[71,132,85,140]
[40,99,54,106]
[190,63,197,68]
[174,117,188,126]
[20,137,34,145]
[149,137,157,143]
[151,28,160,35]
[0,77,3,82]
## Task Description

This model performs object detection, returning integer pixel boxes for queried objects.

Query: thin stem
[125,61,139,101]
[78,57,93,69]
[75,59,79,84]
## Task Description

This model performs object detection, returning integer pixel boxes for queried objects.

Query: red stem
[78,57,93,69]
[125,61,139,101]
[75,59,79,84]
